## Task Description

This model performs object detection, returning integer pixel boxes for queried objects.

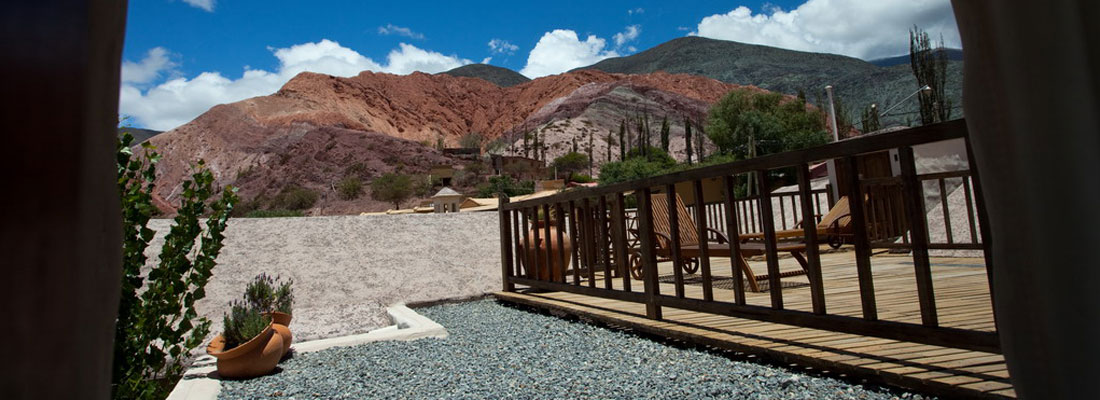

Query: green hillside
[577,37,963,126]
[439,64,531,87]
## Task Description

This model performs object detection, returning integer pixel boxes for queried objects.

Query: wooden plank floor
[495,251,1014,399]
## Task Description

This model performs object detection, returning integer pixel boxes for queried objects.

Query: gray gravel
[219,300,931,400]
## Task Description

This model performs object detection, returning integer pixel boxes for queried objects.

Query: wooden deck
[495,250,1013,398]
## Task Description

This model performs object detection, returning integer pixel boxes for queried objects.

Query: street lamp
[879,85,932,117]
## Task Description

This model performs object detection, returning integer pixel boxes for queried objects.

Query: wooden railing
[497,119,997,353]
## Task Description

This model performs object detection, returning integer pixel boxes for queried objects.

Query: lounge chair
[739,196,852,249]
[629,193,811,292]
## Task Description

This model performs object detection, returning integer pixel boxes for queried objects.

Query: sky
[121,0,961,131]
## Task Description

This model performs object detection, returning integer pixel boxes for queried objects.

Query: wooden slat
[797,164,826,314]
[582,198,596,288]
[722,175,747,305]
[900,146,938,326]
[666,184,685,298]
[521,207,532,280]
[598,195,613,289]
[543,204,553,281]
[963,176,978,243]
[555,202,567,284]
[613,193,631,292]
[511,209,522,279]
[568,201,581,285]
[532,206,542,281]
[499,195,514,291]
[939,178,954,244]
[844,156,878,321]
[693,179,714,301]
[636,187,662,319]
[756,170,784,309]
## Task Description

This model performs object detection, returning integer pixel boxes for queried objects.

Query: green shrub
[344,162,368,178]
[570,173,594,183]
[370,173,413,209]
[221,301,270,350]
[113,131,238,399]
[244,209,304,218]
[270,184,318,210]
[476,175,534,198]
[337,176,363,200]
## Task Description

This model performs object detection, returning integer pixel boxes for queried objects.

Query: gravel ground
[219,300,931,400]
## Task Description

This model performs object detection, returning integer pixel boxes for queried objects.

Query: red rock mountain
[147,70,760,214]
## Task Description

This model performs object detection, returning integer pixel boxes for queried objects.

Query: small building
[430,165,456,186]
[490,154,549,180]
[431,187,463,213]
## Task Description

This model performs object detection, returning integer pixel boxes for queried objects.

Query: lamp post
[825,85,839,141]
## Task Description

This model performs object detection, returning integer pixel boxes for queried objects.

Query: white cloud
[691,0,961,60]
[120,40,471,130]
[378,24,425,40]
[481,57,492,64]
[613,25,641,47]
[121,47,177,84]
[487,39,519,55]
[628,8,644,15]
[181,0,214,12]
[520,29,619,78]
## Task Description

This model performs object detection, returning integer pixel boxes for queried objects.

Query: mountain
[869,48,964,67]
[577,37,963,125]
[440,64,531,87]
[118,127,162,143]
[146,70,746,214]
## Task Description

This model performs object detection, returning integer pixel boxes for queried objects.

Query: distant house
[490,155,548,180]
[443,147,481,161]
[431,187,464,213]
[430,165,456,186]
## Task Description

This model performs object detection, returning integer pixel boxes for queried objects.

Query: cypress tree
[909,26,952,125]
[618,120,626,161]
[696,123,706,160]
[659,116,670,152]
[636,116,646,156]
[684,116,694,164]
[587,129,594,175]
[606,130,612,162]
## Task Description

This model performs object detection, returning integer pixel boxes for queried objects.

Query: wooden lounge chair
[739,196,852,249]
[629,193,811,292]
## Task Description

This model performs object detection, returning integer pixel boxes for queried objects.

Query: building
[431,187,463,213]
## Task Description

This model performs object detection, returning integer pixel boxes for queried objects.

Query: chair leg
[738,256,761,292]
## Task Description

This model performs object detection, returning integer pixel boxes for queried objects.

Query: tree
[552,152,589,182]
[605,129,613,162]
[618,120,626,161]
[635,116,647,156]
[684,116,694,164]
[861,104,882,133]
[910,26,953,125]
[696,123,707,160]
[476,175,534,198]
[571,136,578,153]
[832,92,854,138]
[705,88,829,160]
[114,131,238,399]
[659,116,670,152]
[587,129,594,175]
[598,147,676,185]
[370,173,413,209]
[459,132,485,150]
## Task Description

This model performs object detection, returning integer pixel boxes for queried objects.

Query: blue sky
[121,0,960,130]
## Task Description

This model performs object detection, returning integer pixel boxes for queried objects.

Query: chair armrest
[705,228,731,244]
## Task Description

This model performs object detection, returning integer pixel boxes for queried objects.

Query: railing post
[722,175,746,305]
[499,195,514,292]
[844,156,879,321]
[797,165,826,314]
[757,169,784,309]
[636,187,662,320]
[899,146,938,326]
[692,180,714,301]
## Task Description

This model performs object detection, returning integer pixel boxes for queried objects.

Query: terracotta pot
[521,220,573,281]
[206,324,284,379]
[265,311,293,356]
[267,311,292,326]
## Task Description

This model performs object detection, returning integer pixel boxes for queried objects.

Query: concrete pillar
[952,1,1099,398]
[0,1,127,399]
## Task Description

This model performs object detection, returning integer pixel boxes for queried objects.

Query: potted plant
[206,274,295,379]
[206,301,283,379]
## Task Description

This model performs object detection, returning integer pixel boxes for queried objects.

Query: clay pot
[265,312,293,356]
[206,324,284,379]
[521,220,573,281]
